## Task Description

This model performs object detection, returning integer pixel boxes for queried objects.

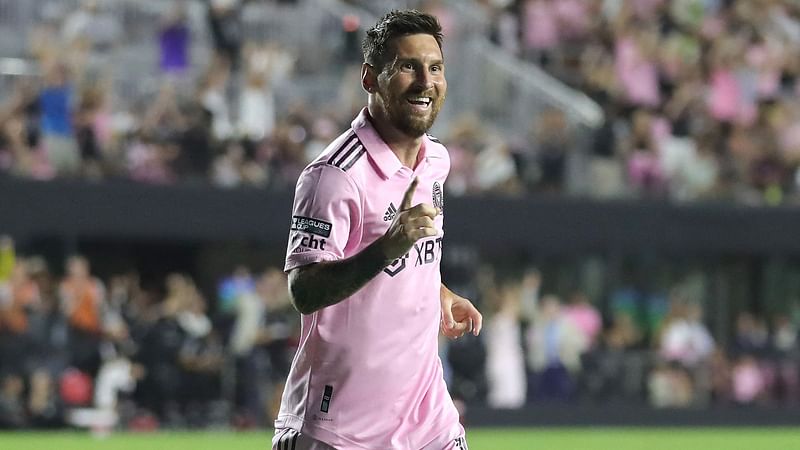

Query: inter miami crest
[432,181,443,211]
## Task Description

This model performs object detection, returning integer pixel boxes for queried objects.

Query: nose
[415,69,434,90]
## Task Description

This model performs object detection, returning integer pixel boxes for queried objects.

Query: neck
[367,103,423,169]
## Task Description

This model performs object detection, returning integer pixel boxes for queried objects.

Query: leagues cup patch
[432,182,444,210]
[291,216,332,237]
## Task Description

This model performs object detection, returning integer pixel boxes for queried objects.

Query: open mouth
[407,97,432,109]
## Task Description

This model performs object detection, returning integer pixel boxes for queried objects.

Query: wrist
[366,236,398,269]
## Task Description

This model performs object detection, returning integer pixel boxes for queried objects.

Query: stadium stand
[1,0,800,430]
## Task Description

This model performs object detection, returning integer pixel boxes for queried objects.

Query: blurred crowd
[0,0,315,189]
[3,234,800,431]
[448,264,800,411]
[477,0,800,203]
[0,236,298,430]
[1,0,799,205]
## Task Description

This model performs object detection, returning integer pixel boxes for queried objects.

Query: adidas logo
[383,202,397,222]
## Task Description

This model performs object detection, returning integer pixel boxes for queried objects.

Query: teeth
[409,97,431,104]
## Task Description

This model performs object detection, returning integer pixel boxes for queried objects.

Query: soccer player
[273,10,482,450]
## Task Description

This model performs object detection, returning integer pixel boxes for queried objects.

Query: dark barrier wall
[2,178,800,254]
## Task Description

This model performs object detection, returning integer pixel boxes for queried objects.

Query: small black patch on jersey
[320,385,333,413]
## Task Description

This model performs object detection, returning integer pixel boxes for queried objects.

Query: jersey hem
[275,413,370,449]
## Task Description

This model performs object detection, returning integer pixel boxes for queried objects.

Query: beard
[381,89,446,138]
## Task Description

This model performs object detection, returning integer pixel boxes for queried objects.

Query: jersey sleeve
[284,164,361,272]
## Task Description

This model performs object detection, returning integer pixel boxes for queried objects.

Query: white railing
[471,38,604,130]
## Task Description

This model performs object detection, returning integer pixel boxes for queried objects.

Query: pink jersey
[279,108,462,449]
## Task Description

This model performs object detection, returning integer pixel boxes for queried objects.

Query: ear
[361,63,378,94]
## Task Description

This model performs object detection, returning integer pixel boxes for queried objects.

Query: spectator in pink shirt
[522,0,560,63]
[553,0,592,40]
[707,36,758,125]
[626,109,667,196]
[563,291,602,349]
[614,24,661,108]
[732,355,767,405]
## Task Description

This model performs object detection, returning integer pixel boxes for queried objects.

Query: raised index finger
[400,177,419,211]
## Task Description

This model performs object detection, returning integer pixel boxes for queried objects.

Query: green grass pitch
[3,427,800,450]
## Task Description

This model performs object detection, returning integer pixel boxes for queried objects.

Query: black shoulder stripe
[327,132,358,165]
[339,146,366,171]
[331,139,362,168]
[427,133,441,143]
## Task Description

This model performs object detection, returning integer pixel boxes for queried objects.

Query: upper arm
[284,164,361,272]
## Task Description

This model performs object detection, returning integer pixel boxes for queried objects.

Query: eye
[400,62,414,71]
[431,64,443,73]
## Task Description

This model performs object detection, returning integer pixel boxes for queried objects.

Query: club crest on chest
[432,181,443,211]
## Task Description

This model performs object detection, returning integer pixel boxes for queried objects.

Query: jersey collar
[351,108,430,180]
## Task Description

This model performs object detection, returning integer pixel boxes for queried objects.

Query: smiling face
[372,33,447,138]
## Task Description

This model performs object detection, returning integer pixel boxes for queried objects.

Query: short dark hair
[362,9,443,72]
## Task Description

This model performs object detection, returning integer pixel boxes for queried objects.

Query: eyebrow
[395,57,444,66]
